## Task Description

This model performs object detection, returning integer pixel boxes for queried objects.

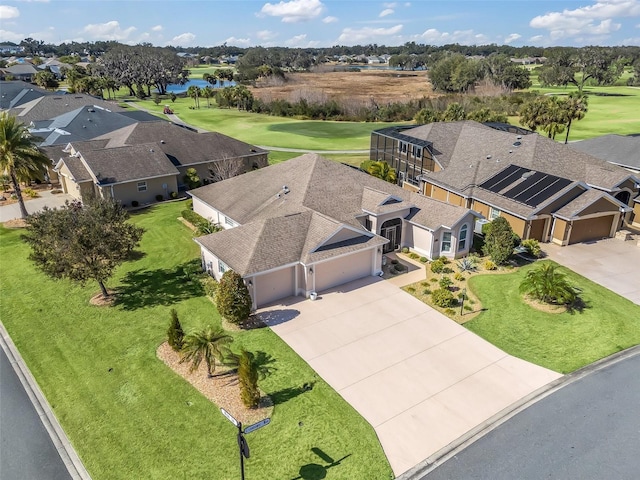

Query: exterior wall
[580,197,618,216]
[373,209,412,235]
[402,182,419,193]
[470,200,490,218]
[253,266,296,307]
[407,224,435,259]
[423,183,433,197]
[313,249,374,293]
[201,248,223,281]
[431,185,449,202]
[552,219,569,245]
[192,197,221,225]
[448,192,467,207]
[500,212,526,238]
[106,175,178,206]
[529,218,547,241]
[177,153,268,189]
[632,201,640,228]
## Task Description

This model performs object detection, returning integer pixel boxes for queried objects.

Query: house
[190,154,478,309]
[569,133,640,228]
[0,63,39,81]
[0,80,51,110]
[48,121,268,206]
[370,121,639,245]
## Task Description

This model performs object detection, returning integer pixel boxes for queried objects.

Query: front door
[383,226,396,253]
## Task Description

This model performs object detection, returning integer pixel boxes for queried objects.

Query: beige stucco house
[370,121,639,246]
[190,154,479,309]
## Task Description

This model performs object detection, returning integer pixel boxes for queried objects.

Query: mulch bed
[157,342,273,425]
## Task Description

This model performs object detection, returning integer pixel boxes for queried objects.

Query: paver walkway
[544,238,640,305]
[257,277,561,476]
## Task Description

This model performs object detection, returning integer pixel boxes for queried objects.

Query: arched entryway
[381,218,402,253]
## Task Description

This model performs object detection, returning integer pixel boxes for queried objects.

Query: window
[137,181,147,192]
[441,232,452,253]
[458,224,468,251]
[218,259,228,274]
[489,207,501,220]
[224,216,235,227]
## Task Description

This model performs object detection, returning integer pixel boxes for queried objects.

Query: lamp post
[460,288,467,316]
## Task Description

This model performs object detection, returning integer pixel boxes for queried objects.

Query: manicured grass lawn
[0,202,392,480]
[464,261,640,373]
[134,97,401,150]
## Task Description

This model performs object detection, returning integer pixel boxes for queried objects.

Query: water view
[163,79,236,94]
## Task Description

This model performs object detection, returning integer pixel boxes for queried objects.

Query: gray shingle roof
[569,134,640,171]
[553,189,621,220]
[0,80,50,110]
[95,121,267,167]
[190,153,474,232]
[408,121,633,192]
[195,211,387,276]
[9,94,126,124]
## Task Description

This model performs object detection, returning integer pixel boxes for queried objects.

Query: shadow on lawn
[114,259,204,310]
[290,448,351,480]
[270,381,315,406]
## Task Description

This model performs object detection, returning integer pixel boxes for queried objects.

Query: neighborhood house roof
[569,134,640,171]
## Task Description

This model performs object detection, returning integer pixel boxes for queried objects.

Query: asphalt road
[0,347,71,480]
[423,351,640,480]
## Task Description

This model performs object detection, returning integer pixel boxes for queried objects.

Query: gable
[580,197,621,216]
[315,226,371,251]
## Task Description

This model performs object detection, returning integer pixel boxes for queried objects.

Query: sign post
[221,408,271,480]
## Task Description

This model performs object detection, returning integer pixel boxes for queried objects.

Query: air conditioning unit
[474,218,491,234]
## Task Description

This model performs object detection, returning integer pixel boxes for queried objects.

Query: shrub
[522,238,542,258]
[432,288,455,308]
[391,259,399,265]
[156,194,164,202]
[131,200,139,207]
[216,270,252,324]
[456,257,477,272]
[407,286,416,293]
[468,299,476,305]
[409,252,419,260]
[419,256,428,263]
[421,282,429,287]
[170,191,178,199]
[445,308,456,316]
[483,260,497,270]
[437,256,450,264]
[184,168,201,189]
[482,217,518,265]
[430,277,439,283]
[464,305,473,311]
[454,272,465,281]
[439,276,453,289]
[22,187,39,198]
[50,189,63,194]
[431,259,445,273]
[394,263,405,273]
[442,267,454,274]
[401,247,409,254]
[238,350,261,408]
[167,309,184,352]
[201,276,218,299]
[423,288,432,295]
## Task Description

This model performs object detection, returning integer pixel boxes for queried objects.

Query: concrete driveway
[544,238,640,305]
[257,277,561,476]
[0,190,73,222]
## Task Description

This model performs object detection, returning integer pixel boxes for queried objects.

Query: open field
[464,261,640,373]
[0,202,393,480]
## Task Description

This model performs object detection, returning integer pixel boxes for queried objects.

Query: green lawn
[134,97,400,150]
[0,202,392,480]
[464,261,640,373]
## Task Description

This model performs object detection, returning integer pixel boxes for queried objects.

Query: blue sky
[1,0,640,48]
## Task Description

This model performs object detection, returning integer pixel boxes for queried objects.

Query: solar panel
[512,174,558,202]
[480,165,530,193]
[504,172,546,200]
[525,178,572,206]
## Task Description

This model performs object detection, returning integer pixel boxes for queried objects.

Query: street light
[460,288,467,316]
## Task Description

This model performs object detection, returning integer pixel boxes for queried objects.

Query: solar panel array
[479,164,572,207]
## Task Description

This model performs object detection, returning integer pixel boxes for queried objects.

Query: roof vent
[82,125,86,128]
[150,149,154,152]
[87,108,95,112]
[160,140,165,144]
[513,141,522,147]
[486,155,492,159]
[521,171,535,179]
[516,135,522,140]
[509,150,513,154]
[282,185,290,194]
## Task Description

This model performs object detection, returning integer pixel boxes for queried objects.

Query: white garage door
[254,267,295,307]
[314,250,373,293]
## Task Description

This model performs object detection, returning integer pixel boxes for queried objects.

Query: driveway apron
[257,277,561,476]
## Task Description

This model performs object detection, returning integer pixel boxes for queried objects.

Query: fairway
[0,202,393,480]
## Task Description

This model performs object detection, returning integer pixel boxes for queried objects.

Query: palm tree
[563,92,588,144]
[180,326,233,377]
[201,86,214,108]
[203,72,218,88]
[0,112,51,219]
[519,263,577,305]
[368,161,397,184]
[187,85,201,109]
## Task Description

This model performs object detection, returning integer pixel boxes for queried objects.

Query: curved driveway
[420,348,640,480]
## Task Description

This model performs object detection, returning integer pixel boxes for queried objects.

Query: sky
[1,0,640,49]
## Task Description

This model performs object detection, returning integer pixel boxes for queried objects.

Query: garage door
[254,267,295,307]
[314,250,373,293]
[569,215,615,244]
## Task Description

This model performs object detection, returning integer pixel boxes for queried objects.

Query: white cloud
[383,2,397,7]
[379,8,394,17]
[529,35,544,43]
[0,5,20,19]
[151,25,163,32]
[81,20,136,41]
[504,33,522,44]
[0,29,23,42]
[283,33,320,47]
[322,15,338,23]
[260,0,325,23]
[530,0,640,40]
[337,24,403,44]
[225,36,251,46]
[414,28,488,45]
[170,32,196,46]
[622,35,640,43]
[256,30,277,40]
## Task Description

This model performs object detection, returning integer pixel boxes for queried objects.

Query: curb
[396,345,640,479]
[0,321,92,480]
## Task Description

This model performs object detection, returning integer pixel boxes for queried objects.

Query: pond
[162,79,236,94]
